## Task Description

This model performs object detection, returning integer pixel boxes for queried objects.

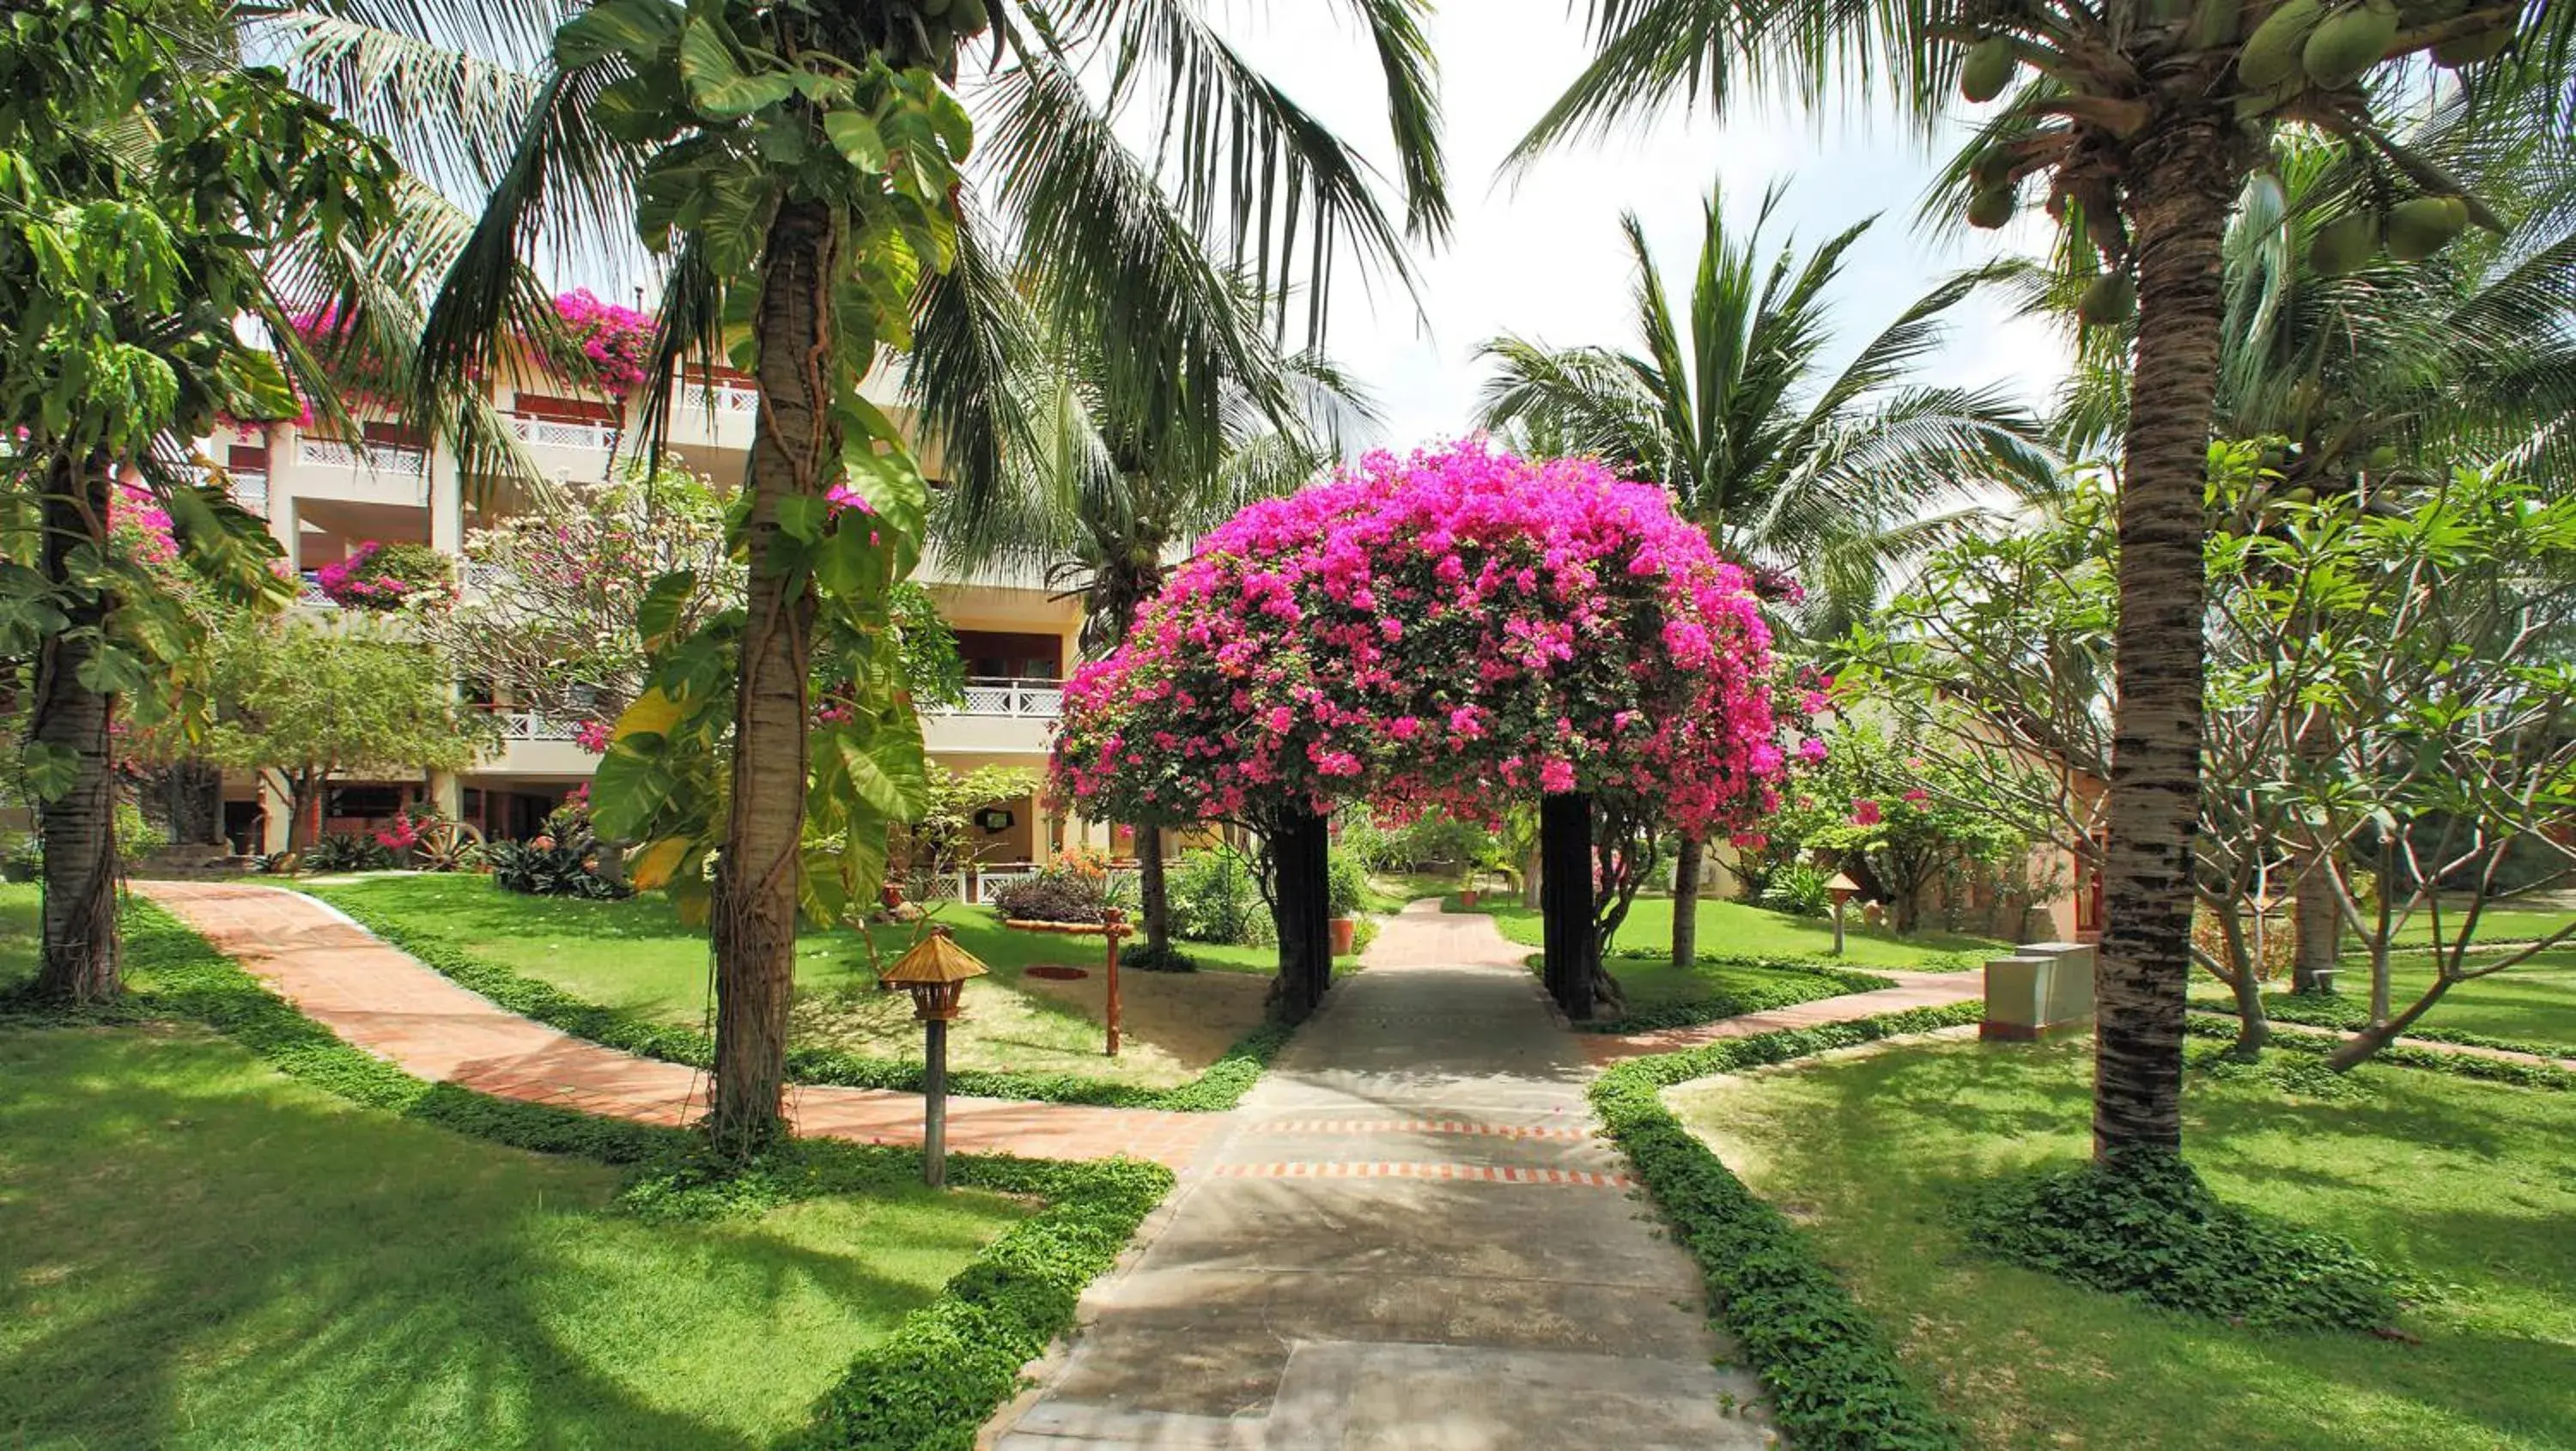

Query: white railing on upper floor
[933,677,1063,718]
[497,711,585,744]
[677,382,761,415]
[229,471,268,513]
[296,574,336,609]
[507,414,620,452]
[296,437,427,474]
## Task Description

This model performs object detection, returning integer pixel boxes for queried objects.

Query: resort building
[209,304,1083,883]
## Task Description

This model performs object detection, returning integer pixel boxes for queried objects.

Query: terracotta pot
[1329,916,1358,956]
[1457,889,1479,908]
[879,883,905,909]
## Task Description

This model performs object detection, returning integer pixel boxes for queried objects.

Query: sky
[1190,0,2075,450]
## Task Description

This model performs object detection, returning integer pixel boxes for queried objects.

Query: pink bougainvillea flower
[1850,798,1883,826]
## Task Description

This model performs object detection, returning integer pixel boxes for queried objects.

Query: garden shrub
[487,839,628,898]
[1165,848,1273,947]
[991,861,1122,925]
[1759,861,1832,918]
[1595,1005,1975,1450]
[316,539,454,610]
[2227,988,2576,1060]
[301,831,395,873]
[1960,1148,2399,1332]
[1326,847,1367,919]
[2181,1011,2576,1090]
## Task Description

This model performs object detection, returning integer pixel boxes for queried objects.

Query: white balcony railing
[507,414,620,452]
[682,383,760,415]
[936,677,1063,718]
[230,470,269,513]
[498,711,585,744]
[297,437,428,474]
[296,573,337,609]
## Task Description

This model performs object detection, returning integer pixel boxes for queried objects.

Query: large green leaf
[676,19,793,120]
[553,0,683,70]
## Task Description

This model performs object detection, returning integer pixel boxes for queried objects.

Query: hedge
[304,888,1291,1113]
[2202,988,2576,1064]
[1592,1002,1979,1451]
[15,902,1171,1451]
[1577,953,1896,1034]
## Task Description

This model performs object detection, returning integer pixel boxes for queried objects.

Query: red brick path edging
[137,880,1221,1169]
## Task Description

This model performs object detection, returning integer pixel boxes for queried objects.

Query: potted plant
[1327,848,1365,956]
[1456,867,1479,909]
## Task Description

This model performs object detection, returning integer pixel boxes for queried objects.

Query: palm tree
[1474,179,2049,973]
[939,284,1375,972]
[374,1,1444,1155]
[1521,0,2562,1162]
[2024,97,2576,996]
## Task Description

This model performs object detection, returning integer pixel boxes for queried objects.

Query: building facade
[210,325,1087,879]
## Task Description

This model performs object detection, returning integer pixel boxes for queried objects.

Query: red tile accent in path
[1251,1118,1595,1142]
[137,880,1221,1169]
[1579,969,1987,1065]
[1208,1161,1635,1188]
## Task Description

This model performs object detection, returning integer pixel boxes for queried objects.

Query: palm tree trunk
[1671,832,1703,968]
[30,453,119,1003]
[2094,118,2248,1162]
[709,197,840,1157]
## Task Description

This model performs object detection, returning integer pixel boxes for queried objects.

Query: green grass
[1667,1035,2576,1450]
[1471,894,2004,970]
[301,874,1335,1092]
[2193,944,2576,1055]
[0,889,1030,1450]
[1360,871,1461,914]
[2383,905,2576,949]
[1581,955,1893,1031]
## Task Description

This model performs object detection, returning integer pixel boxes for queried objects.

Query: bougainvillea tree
[1052,440,1798,1017]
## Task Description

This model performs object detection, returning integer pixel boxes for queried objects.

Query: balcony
[666,380,762,453]
[482,710,600,776]
[921,676,1060,756]
[289,436,432,507]
[506,413,620,485]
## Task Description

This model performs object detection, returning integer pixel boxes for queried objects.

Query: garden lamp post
[879,928,987,1187]
[1826,872,1861,957]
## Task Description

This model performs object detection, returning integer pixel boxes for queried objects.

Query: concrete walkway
[137,880,1222,1168]
[987,900,1773,1450]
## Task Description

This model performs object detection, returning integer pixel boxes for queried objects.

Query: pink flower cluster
[552,288,656,397]
[1050,439,1796,835]
[315,540,445,610]
[573,718,614,755]
[112,485,179,568]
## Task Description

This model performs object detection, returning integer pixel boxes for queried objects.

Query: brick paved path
[138,880,1220,1168]
[988,898,1776,1450]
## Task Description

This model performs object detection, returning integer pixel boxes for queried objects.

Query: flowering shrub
[317,540,453,610]
[1051,440,1795,837]
[991,861,1128,925]
[111,485,179,569]
[551,288,656,397]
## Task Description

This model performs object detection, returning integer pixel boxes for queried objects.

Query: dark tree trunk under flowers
[1267,808,1333,1021]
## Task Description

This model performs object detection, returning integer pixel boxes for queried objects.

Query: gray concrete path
[987,901,1774,1450]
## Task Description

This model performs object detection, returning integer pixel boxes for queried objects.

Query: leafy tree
[1522,0,2566,1158]
[0,0,416,1001]
[900,762,1040,893]
[407,0,1448,1154]
[1767,719,2034,935]
[199,618,495,852]
[1474,179,2049,972]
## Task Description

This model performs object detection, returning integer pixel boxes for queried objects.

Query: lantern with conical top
[881,927,988,1186]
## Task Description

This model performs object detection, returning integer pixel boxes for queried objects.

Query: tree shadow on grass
[0,1024,986,1451]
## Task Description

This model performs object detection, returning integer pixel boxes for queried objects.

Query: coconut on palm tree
[381,0,1444,1155]
[1521,0,2558,1161]
[1474,179,2050,972]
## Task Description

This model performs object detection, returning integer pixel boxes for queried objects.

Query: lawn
[301,873,1336,1090]
[1471,894,2005,971]
[2192,944,2576,1054]
[2383,903,2576,950]
[1668,1035,2576,1450]
[0,889,1028,1450]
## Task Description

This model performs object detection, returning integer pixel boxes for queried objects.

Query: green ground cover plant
[301,875,1303,1109]
[1593,1003,1979,1450]
[1666,1034,2576,1450]
[1577,952,1894,1033]
[0,892,1170,1450]
[1470,895,2001,971]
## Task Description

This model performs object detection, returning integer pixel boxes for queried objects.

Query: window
[327,785,405,818]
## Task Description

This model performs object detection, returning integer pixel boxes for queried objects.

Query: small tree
[1770,721,2034,935]
[200,618,495,851]
[900,763,1040,895]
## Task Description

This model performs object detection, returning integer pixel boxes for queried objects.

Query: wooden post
[1103,908,1126,1057]
[1832,898,1847,956]
[1540,792,1596,1020]
[923,1016,948,1187]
